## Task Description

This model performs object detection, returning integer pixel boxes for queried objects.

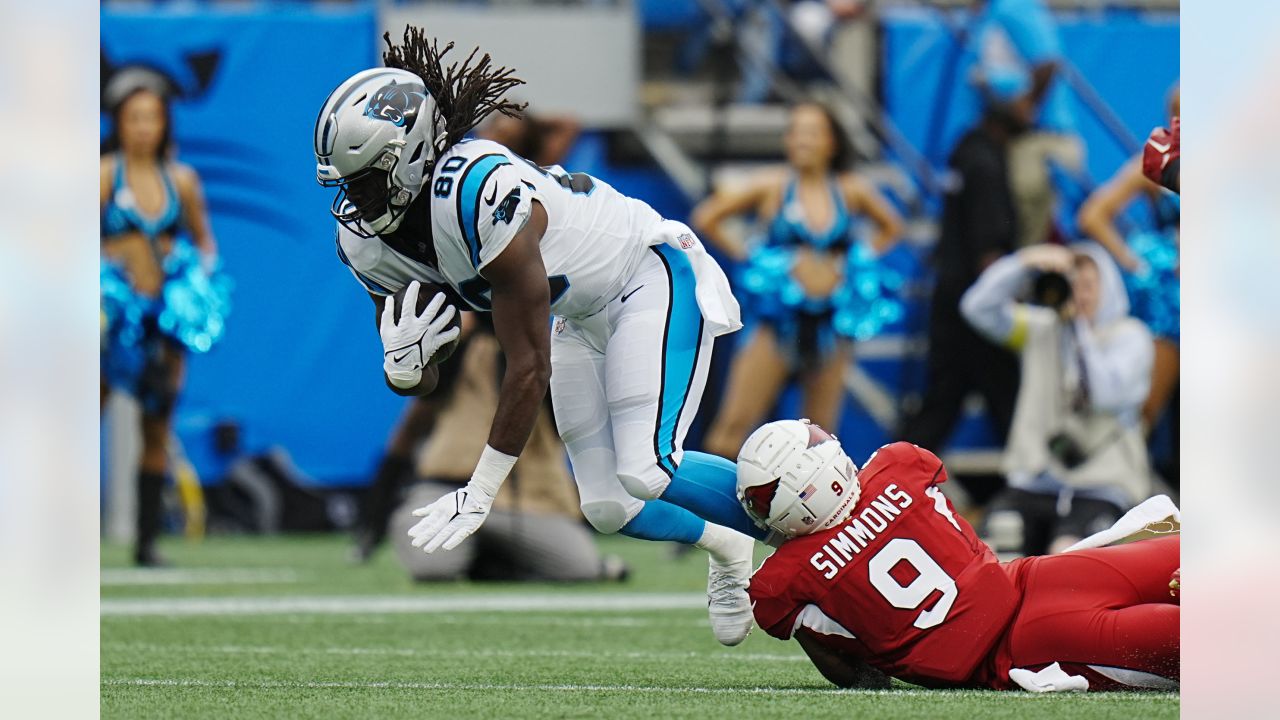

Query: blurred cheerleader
[692,102,902,459]
[1076,87,1179,432]
[100,71,225,566]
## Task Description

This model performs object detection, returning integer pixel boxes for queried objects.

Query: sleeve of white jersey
[454,159,538,272]
[334,224,396,296]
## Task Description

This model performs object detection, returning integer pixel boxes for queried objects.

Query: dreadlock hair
[382,26,527,157]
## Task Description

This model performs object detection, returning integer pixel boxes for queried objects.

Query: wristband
[469,444,518,498]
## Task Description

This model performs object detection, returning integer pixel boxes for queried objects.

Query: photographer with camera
[960,243,1154,556]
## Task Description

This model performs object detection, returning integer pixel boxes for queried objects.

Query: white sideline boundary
[100,677,1180,699]
[104,642,809,664]
[100,568,300,586]
[101,592,706,617]
[102,677,890,696]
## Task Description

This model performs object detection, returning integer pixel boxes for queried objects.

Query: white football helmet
[314,68,445,237]
[736,420,861,538]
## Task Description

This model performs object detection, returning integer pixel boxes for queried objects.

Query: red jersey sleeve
[749,555,805,640]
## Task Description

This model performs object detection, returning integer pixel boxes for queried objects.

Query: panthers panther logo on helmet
[364,80,428,131]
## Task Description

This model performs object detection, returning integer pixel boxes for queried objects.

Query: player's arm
[478,199,552,456]
[1076,158,1153,272]
[690,173,774,261]
[405,200,550,554]
[795,630,892,689]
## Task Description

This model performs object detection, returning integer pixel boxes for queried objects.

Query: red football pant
[1000,536,1180,687]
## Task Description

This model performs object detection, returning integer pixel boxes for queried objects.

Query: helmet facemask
[322,151,414,237]
[314,68,441,238]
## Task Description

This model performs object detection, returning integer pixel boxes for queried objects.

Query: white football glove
[407,485,495,553]
[379,281,461,388]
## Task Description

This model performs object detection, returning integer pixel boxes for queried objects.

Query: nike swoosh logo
[484,186,498,205]
[392,351,412,363]
[620,285,644,303]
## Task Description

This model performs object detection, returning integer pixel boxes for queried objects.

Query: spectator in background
[386,317,627,583]
[962,243,1153,556]
[692,102,901,459]
[100,72,220,566]
[898,95,1025,458]
[1077,87,1180,433]
[475,104,580,168]
[963,0,1083,248]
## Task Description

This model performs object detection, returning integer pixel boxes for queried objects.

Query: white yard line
[101,592,707,617]
[101,677,1180,700]
[102,677,904,696]
[100,568,300,586]
[103,642,808,664]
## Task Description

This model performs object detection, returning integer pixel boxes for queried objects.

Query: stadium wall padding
[103,7,398,485]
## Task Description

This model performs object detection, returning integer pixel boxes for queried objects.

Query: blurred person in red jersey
[692,102,901,460]
[737,420,1179,691]
[100,71,220,567]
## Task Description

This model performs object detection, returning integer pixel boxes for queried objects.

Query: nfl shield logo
[678,233,696,250]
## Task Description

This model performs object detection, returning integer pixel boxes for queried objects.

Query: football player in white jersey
[314,28,771,645]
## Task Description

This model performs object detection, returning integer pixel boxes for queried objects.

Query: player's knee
[617,467,666,501]
[580,499,630,535]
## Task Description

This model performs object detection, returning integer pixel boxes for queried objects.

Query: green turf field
[101,534,1179,719]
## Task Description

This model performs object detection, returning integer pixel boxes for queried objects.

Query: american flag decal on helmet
[798,483,818,500]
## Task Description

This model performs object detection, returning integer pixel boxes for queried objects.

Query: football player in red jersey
[738,419,1179,692]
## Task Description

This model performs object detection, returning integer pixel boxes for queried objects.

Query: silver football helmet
[314,68,445,237]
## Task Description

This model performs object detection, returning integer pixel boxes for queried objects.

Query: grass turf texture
[102,534,1178,719]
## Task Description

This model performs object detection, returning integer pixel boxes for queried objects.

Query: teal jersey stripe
[651,244,705,477]
[456,153,512,268]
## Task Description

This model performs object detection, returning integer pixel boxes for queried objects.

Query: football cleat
[706,532,754,646]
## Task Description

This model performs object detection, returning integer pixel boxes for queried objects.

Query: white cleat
[706,532,755,646]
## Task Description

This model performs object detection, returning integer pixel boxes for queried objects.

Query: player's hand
[379,281,461,388]
[406,484,495,553]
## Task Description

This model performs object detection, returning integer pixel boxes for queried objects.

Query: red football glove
[1142,116,1180,193]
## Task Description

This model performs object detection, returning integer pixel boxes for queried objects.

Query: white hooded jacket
[960,243,1154,507]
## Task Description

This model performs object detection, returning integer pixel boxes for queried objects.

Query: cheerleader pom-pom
[100,260,150,388]
[158,241,234,353]
[832,244,906,341]
[1124,230,1179,341]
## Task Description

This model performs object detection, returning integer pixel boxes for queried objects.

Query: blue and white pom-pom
[100,260,150,386]
[832,243,906,341]
[1124,230,1179,342]
[157,240,233,353]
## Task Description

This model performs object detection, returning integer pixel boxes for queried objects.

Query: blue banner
[103,7,398,484]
